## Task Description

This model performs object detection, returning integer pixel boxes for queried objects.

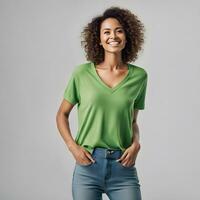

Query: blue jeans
[72,147,142,200]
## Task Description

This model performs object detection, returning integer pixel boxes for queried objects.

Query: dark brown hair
[80,6,145,65]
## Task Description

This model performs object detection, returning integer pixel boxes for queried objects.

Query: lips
[108,41,120,46]
[108,41,120,44]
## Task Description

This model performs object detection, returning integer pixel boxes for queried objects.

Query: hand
[116,142,141,167]
[69,144,95,165]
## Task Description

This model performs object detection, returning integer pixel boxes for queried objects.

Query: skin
[116,109,141,167]
[95,17,129,88]
[56,17,141,167]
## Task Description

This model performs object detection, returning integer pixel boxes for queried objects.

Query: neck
[102,52,124,70]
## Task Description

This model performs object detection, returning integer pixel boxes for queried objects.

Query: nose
[110,31,117,39]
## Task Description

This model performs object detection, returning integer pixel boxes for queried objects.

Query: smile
[108,41,120,46]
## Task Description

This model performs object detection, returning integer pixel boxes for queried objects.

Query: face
[99,17,127,54]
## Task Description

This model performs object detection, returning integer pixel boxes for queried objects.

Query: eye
[117,29,123,33]
[104,31,110,34]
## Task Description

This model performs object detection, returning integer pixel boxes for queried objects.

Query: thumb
[85,151,95,163]
[116,151,128,162]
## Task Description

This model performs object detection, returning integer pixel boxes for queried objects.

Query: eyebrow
[102,27,123,30]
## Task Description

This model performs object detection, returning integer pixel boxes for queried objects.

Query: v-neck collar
[91,62,131,93]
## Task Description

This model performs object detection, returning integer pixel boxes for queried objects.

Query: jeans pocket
[76,156,96,167]
[116,160,135,168]
[76,161,93,166]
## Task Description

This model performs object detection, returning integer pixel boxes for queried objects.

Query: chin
[104,48,124,54]
[103,45,125,52]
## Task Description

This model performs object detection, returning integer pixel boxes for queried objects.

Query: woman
[56,6,148,200]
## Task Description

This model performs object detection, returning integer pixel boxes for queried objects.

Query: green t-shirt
[63,62,148,154]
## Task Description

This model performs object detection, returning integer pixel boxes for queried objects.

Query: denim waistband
[92,147,123,159]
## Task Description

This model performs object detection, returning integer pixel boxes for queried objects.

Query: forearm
[56,112,77,151]
[131,122,140,147]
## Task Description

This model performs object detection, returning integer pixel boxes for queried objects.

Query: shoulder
[129,63,148,79]
[71,62,91,77]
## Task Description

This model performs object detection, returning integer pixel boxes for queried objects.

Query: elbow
[56,110,69,123]
[56,111,61,127]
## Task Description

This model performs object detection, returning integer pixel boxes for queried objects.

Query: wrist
[67,141,77,151]
[131,141,141,149]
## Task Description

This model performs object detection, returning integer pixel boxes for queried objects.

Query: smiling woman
[56,6,148,200]
[99,18,127,53]
[81,6,145,65]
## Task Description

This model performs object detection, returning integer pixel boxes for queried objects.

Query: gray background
[1,0,200,199]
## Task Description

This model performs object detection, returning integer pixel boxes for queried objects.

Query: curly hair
[80,6,145,65]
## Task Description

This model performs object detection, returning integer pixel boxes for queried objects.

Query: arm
[130,109,141,150]
[56,99,77,151]
[116,109,141,166]
[56,99,95,164]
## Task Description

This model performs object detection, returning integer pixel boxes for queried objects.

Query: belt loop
[105,148,109,158]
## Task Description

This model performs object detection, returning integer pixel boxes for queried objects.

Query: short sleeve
[63,72,80,105]
[134,73,148,110]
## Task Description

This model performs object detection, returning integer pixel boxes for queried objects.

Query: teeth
[109,42,120,45]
